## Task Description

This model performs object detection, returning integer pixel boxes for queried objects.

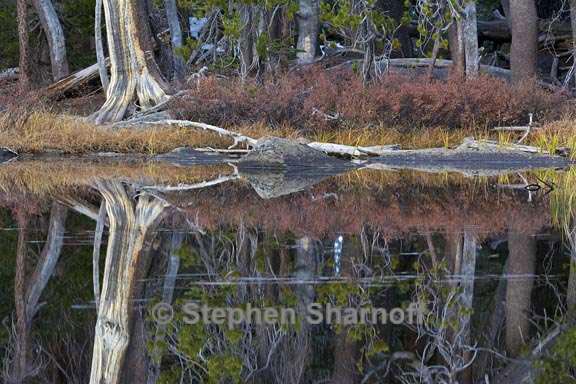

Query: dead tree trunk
[296,0,320,64]
[448,21,465,78]
[164,0,185,80]
[462,3,479,78]
[509,0,538,83]
[505,231,537,357]
[16,0,31,92]
[147,232,183,384]
[25,202,68,320]
[91,0,170,123]
[95,0,109,91]
[89,181,166,384]
[13,213,30,384]
[459,230,477,384]
[32,0,69,81]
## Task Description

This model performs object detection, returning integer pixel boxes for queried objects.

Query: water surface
[0,159,575,384]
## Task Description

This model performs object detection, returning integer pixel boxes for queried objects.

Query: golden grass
[0,107,574,157]
[0,111,231,154]
[0,160,233,196]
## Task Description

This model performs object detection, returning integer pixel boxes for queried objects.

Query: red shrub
[170,67,564,133]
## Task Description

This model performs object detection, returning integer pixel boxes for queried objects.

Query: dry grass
[0,160,233,196]
[0,109,231,154]
[0,110,541,155]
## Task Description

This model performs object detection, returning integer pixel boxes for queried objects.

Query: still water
[0,158,575,384]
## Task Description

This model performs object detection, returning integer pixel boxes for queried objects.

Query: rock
[239,137,351,169]
[0,148,17,163]
[155,147,230,165]
[241,168,345,199]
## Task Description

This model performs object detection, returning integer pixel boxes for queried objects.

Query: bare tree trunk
[26,202,68,320]
[13,213,30,384]
[16,0,31,92]
[93,201,107,307]
[463,3,479,78]
[95,0,109,91]
[448,21,465,78]
[164,0,185,80]
[89,181,166,384]
[239,4,255,79]
[459,230,477,384]
[32,0,69,81]
[91,0,170,123]
[509,0,538,83]
[331,236,360,384]
[505,232,537,357]
[147,232,183,384]
[296,0,319,64]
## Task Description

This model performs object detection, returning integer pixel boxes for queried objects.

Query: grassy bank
[0,69,574,155]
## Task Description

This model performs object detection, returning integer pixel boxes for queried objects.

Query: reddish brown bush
[170,67,564,133]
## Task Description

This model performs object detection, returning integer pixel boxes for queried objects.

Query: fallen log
[45,59,109,97]
[114,118,402,157]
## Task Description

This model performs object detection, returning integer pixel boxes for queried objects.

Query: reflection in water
[0,162,574,383]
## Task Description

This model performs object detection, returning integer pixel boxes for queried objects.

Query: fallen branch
[113,119,258,148]
[457,137,548,154]
[307,142,400,156]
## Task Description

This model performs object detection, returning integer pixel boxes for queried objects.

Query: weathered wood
[114,119,258,147]
[90,0,170,123]
[90,181,167,384]
[46,60,109,97]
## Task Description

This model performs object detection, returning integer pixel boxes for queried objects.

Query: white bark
[95,0,109,91]
[32,0,69,81]
[462,2,479,78]
[89,181,167,384]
